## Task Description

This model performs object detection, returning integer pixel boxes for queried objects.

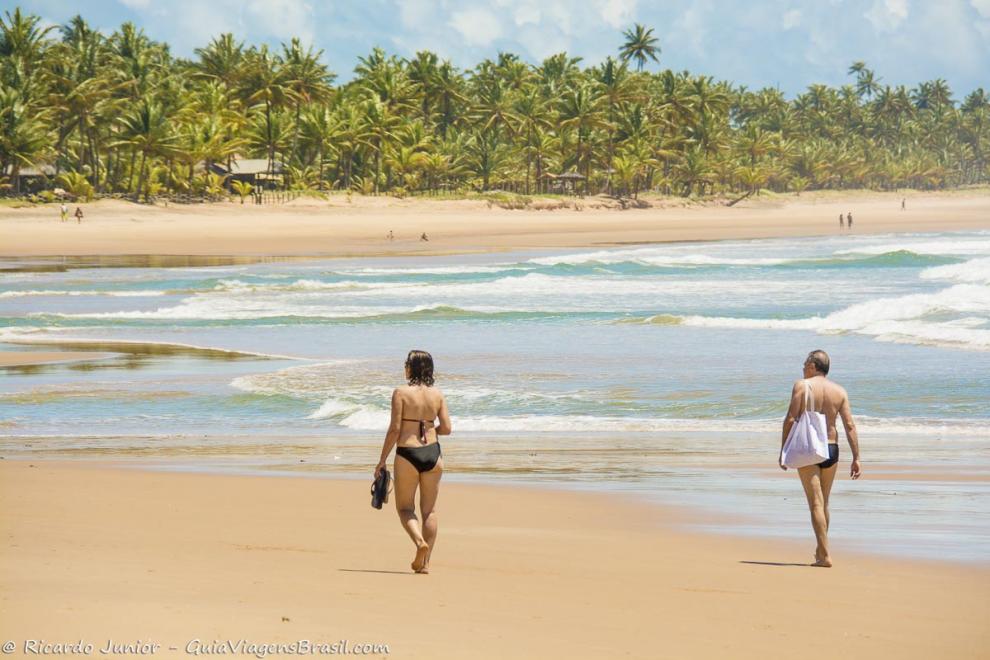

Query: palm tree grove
[1,8,988,203]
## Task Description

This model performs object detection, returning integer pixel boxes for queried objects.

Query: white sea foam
[920,258,990,285]
[35,272,823,320]
[340,264,526,275]
[213,278,380,293]
[342,272,817,300]
[0,289,166,298]
[671,283,990,350]
[528,248,793,267]
[305,400,987,436]
[835,239,990,257]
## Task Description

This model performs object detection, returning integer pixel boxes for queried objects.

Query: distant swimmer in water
[779,350,862,567]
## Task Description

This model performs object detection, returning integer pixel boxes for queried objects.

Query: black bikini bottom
[396,443,442,473]
[818,443,839,469]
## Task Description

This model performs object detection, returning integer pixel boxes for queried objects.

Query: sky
[4,0,989,98]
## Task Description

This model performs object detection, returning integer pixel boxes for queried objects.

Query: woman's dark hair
[405,350,435,386]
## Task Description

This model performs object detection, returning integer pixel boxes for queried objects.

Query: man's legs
[819,461,839,531]
[798,465,831,566]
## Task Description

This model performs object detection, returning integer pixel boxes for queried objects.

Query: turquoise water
[1,230,988,562]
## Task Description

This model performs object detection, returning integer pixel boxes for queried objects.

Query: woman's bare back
[394,385,449,448]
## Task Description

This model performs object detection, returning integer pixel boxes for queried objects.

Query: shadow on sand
[739,560,813,568]
[337,568,414,576]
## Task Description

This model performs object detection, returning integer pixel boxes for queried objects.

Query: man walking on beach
[839,213,844,230]
[846,212,853,230]
[780,350,862,567]
[60,203,68,222]
[74,206,84,224]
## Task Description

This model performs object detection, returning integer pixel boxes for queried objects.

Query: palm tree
[512,92,552,193]
[281,37,334,165]
[1,8,56,91]
[619,24,660,72]
[1,8,988,201]
[359,96,402,193]
[112,99,177,201]
[194,33,245,88]
[595,56,634,193]
[0,87,50,192]
[558,83,606,193]
[239,45,296,178]
[230,179,253,203]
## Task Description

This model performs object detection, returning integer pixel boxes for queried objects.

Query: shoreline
[0,454,985,566]
[1,459,987,658]
[1,190,987,259]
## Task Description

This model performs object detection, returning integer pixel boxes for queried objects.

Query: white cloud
[865,0,910,32]
[449,7,503,46]
[971,0,990,18]
[170,3,240,52]
[513,4,541,27]
[118,0,152,8]
[246,0,315,44]
[670,3,710,58]
[398,0,437,29]
[782,8,802,30]
[596,0,637,29]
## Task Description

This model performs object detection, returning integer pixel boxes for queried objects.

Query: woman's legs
[394,454,429,569]
[417,458,443,571]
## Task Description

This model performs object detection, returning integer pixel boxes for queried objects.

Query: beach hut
[3,164,56,193]
[208,159,284,190]
[544,171,585,194]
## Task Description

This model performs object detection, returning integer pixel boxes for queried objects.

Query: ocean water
[1,230,988,562]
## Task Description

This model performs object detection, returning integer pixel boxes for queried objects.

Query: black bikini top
[401,418,436,445]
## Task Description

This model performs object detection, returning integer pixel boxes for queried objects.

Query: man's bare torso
[799,375,850,444]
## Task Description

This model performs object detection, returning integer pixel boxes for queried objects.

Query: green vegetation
[230,179,253,203]
[0,8,988,202]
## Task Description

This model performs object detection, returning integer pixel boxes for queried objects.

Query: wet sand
[0,350,115,368]
[0,460,986,659]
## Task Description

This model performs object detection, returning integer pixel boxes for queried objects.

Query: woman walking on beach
[374,350,452,573]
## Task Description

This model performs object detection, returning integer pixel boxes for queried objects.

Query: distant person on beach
[60,203,68,222]
[839,213,844,230]
[387,230,395,241]
[779,350,862,567]
[420,232,429,242]
[374,350,452,574]
[74,206,83,224]
[902,198,906,211]
[846,212,853,230]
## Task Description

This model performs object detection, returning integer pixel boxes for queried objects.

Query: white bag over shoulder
[781,379,830,469]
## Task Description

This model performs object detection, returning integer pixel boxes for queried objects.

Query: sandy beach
[0,460,986,659]
[3,191,989,657]
[1,191,987,258]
